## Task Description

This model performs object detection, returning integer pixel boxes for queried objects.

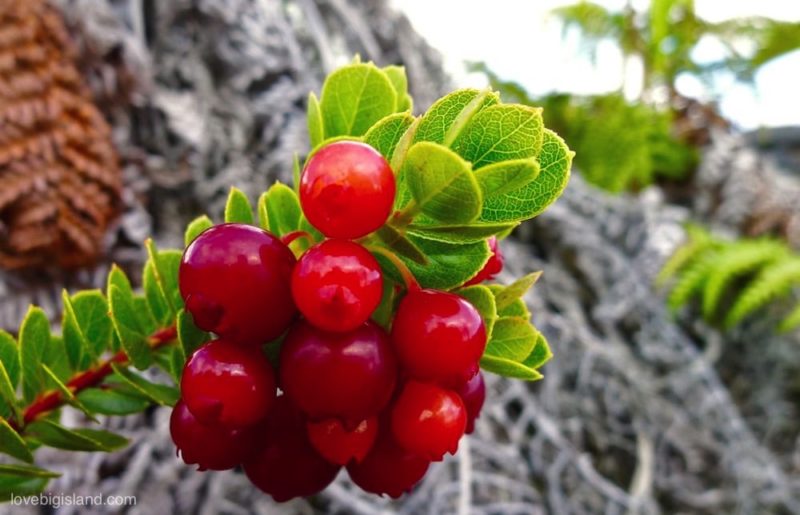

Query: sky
[390,0,800,129]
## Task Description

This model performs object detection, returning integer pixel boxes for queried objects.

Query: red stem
[13,326,177,430]
[366,245,421,292]
[280,231,314,247]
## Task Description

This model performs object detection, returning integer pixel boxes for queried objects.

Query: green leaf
[107,264,133,298]
[522,332,553,370]
[292,153,302,193]
[25,420,122,452]
[0,417,33,463]
[414,89,499,145]
[453,104,544,170]
[76,388,151,416]
[0,476,49,502]
[0,464,59,478]
[185,215,213,247]
[407,221,518,244]
[143,261,171,327]
[480,354,542,381]
[108,285,151,370]
[62,290,111,369]
[474,158,540,198]
[0,361,20,424]
[169,346,185,384]
[320,62,398,138]
[18,306,50,403]
[371,279,396,330]
[264,182,302,237]
[401,236,491,290]
[494,272,542,311]
[40,365,97,422]
[145,242,183,318]
[383,65,413,112]
[224,187,254,224]
[177,309,208,358]
[307,92,324,149]
[404,142,482,224]
[374,225,428,265]
[111,364,179,406]
[779,303,800,333]
[456,285,497,337]
[494,293,530,319]
[364,112,416,161]
[480,130,573,222]
[257,191,270,230]
[72,428,129,451]
[0,330,20,388]
[485,318,538,362]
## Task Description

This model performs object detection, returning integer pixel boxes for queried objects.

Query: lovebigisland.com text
[9,493,137,509]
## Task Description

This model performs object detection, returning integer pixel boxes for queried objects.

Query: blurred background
[1,0,799,513]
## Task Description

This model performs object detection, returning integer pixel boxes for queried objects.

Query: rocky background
[1,0,799,513]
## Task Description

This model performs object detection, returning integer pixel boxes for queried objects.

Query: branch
[12,326,177,432]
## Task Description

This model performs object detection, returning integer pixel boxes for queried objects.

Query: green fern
[660,227,800,332]
[656,224,714,286]
[725,257,800,328]
[701,240,788,319]
[778,303,800,333]
[667,249,719,313]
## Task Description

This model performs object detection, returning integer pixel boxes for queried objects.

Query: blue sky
[391,0,800,129]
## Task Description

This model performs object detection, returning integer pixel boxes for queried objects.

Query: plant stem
[367,245,420,292]
[280,230,315,248]
[13,326,177,431]
[391,200,420,230]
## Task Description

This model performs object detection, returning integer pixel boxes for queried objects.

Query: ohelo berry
[170,399,256,471]
[455,371,486,434]
[307,416,378,466]
[291,239,382,333]
[181,339,276,429]
[464,236,504,286]
[391,289,487,385]
[347,422,430,498]
[243,396,340,502]
[280,320,397,423]
[390,381,467,461]
[299,141,396,239]
[179,223,296,346]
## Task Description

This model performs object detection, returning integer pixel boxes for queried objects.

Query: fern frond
[667,248,719,313]
[655,226,714,286]
[701,240,788,320]
[778,301,800,333]
[725,257,800,328]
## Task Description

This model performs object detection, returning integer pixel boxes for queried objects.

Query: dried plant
[0,0,121,269]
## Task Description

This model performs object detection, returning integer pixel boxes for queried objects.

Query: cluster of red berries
[170,141,496,501]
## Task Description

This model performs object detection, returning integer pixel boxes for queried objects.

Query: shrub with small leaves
[0,59,572,502]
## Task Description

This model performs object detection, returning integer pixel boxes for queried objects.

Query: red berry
[181,339,276,429]
[390,381,466,460]
[299,141,396,239]
[243,396,340,502]
[280,320,397,423]
[464,236,504,285]
[307,416,378,466]
[391,289,487,385]
[179,223,297,345]
[169,399,255,471]
[347,422,430,498]
[455,371,486,434]
[292,239,382,333]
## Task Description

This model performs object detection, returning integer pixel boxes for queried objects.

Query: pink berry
[179,223,297,346]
